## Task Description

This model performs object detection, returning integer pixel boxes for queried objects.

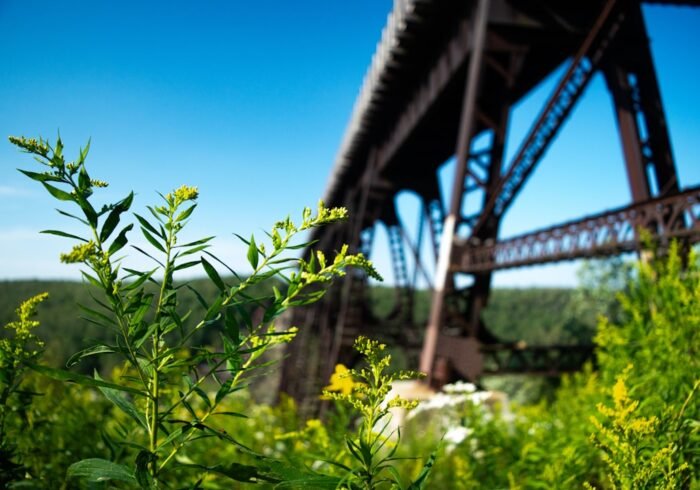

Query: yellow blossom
[5,292,49,335]
[90,179,109,188]
[612,376,628,407]
[60,241,99,264]
[323,364,357,396]
[167,185,199,206]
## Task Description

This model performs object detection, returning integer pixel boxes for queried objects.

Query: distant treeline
[2,277,614,373]
[368,286,601,345]
[0,280,213,372]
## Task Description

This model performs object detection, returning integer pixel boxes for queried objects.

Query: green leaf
[259,460,342,489]
[67,458,136,484]
[131,245,165,267]
[215,378,234,405]
[95,372,148,429]
[66,344,118,368]
[54,135,64,160]
[77,303,115,329]
[146,205,166,224]
[192,385,211,409]
[247,235,259,269]
[41,182,74,201]
[204,250,242,281]
[406,445,439,490]
[78,167,90,191]
[56,208,89,225]
[40,229,89,242]
[123,268,157,291]
[201,257,226,291]
[81,271,104,289]
[175,203,197,222]
[141,228,166,253]
[28,364,146,397]
[211,411,248,419]
[135,450,156,489]
[179,392,198,420]
[76,195,98,228]
[134,213,164,238]
[178,244,210,258]
[177,236,215,248]
[128,294,154,325]
[18,169,62,183]
[156,424,191,450]
[173,260,200,272]
[77,139,91,165]
[108,223,134,256]
[101,191,134,242]
[224,309,240,344]
[176,462,278,485]
[133,322,159,350]
[185,284,208,310]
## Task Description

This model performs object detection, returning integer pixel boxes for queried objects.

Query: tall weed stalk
[10,135,380,487]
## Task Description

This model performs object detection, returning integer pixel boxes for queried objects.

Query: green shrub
[9,134,379,488]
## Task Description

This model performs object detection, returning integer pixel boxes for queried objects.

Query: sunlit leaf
[201,257,226,292]
[28,364,146,397]
[67,459,136,484]
[40,229,88,242]
[95,372,148,429]
[247,235,259,269]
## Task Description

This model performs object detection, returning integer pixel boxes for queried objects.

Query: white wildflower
[443,380,477,394]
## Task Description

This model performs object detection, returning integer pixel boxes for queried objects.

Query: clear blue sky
[1,1,698,287]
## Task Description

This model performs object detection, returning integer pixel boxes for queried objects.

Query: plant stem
[149,209,177,478]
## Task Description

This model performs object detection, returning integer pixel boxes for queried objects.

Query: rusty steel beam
[421,0,492,378]
[470,0,625,237]
[454,186,700,273]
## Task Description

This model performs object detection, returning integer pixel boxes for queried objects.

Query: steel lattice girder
[453,186,700,273]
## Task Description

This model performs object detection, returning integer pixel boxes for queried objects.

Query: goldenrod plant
[0,293,47,485]
[587,367,694,489]
[10,135,380,488]
[322,337,436,490]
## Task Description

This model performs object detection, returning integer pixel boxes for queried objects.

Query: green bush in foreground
[7,135,418,488]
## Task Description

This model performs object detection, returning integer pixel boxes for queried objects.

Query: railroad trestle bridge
[279,0,700,403]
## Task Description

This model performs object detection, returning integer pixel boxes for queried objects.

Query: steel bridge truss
[279,0,699,403]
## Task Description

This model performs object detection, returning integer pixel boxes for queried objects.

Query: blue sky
[1,1,698,287]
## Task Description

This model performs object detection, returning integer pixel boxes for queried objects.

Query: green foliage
[385,245,698,489]
[4,133,699,489]
[12,374,111,487]
[484,245,699,488]
[589,243,699,488]
[10,134,379,488]
[322,337,432,489]
[588,368,694,489]
[0,294,48,485]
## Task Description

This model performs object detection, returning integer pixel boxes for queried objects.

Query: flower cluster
[8,136,49,157]
[322,337,424,416]
[167,185,199,207]
[1,293,48,369]
[588,366,690,488]
[60,241,99,264]
[90,179,109,188]
[300,201,348,230]
[322,364,362,397]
